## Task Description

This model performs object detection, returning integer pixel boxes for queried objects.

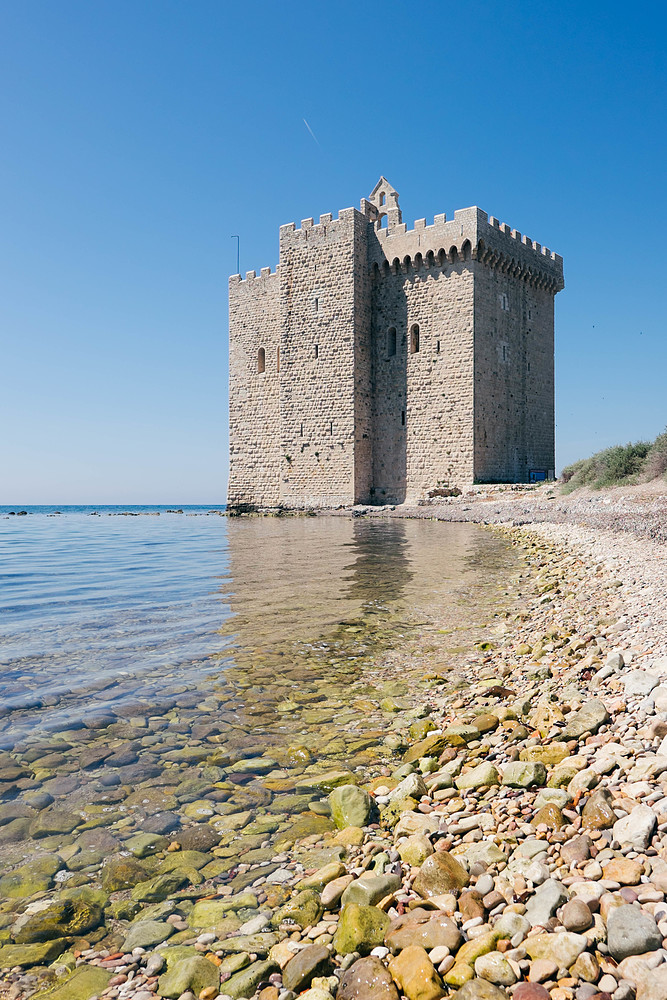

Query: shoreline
[340,479,667,545]
[4,512,667,1000]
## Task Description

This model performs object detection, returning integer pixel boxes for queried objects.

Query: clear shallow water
[0,509,515,741]
[0,510,519,872]
[0,507,231,735]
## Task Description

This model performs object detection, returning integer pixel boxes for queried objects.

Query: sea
[0,505,519,865]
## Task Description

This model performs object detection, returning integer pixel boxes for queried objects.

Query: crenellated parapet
[479,215,564,292]
[229,264,280,287]
[278,207,358,248]
[369,204,563,293]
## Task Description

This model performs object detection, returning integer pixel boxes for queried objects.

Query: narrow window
[401,410,406,426]
[257,347,265,373]
[314,344,319,359]
[387,327,396,358]
[502,345,507,361]
[330,421,333,434]
[410,324,420,354]
[276,346,280,372]
[300,423,303,437]
[500,293,509,312]
[436,340,441,354]
[379,191,385,206]
[314,297,319,313]
[528,308,532,320]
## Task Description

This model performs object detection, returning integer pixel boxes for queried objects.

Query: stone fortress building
[228,179,564,510]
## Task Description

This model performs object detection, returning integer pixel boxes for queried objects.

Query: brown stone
[282,944,332,991]
[599,893,627,921]
[513,985,550,1000]
[452,981,509,998]
[413,852,469,898]
[531,804,564,830]
[602,859,643,886]
[483,891,506,911]
[560,834,592,865]
[258,989,279,1000]
[582,789,616,831]
[528,958,558,982]
[473,714,499,734]
[560,899,593,932]
[338,956,400,1000]
[388,945,445,1000]
[458,891,486,922]
[385,910,461,953]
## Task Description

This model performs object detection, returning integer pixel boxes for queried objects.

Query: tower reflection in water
[211,517,516,769]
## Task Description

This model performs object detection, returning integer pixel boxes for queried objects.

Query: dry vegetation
[561,428,667,492]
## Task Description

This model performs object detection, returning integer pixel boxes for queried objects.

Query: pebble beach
[3,493,667,1000]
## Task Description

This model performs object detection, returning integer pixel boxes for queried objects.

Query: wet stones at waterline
[2,522,667,1000]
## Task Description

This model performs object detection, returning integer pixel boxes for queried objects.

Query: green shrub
[561,441,650,492]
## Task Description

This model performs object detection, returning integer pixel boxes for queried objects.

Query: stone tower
[228,180,564,510]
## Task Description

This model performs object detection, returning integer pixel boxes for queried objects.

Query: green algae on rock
[157,954,220,998]
[334,903,391,955]
[328,785,372,829]
[31,963,113,1000]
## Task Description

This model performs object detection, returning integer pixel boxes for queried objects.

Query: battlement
[231,186,562,291]
[279,207,357,241]
[229,265,279,286]
[487,216,562,264]
[370,203,562,290]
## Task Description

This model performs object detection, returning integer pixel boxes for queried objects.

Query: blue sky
[1,1,666,502]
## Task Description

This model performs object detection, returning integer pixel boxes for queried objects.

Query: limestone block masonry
[228,177,564,510]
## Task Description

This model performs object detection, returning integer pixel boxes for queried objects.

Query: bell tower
[369,176,402,229]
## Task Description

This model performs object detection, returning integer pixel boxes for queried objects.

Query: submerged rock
[100,854,148,891]
[158,954,220,998]
[12,898,103,943]
[29,964,113,999]
[223,958,278,999]
[122,918,174,951]
[0,856,62,898]
[0,939,69,966]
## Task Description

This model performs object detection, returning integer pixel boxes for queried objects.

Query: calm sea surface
[0,507,519,858]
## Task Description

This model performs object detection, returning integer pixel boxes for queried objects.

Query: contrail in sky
[303,119,320,146]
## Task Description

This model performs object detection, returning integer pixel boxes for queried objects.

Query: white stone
[624,671,661,698]
[613,804,657,850]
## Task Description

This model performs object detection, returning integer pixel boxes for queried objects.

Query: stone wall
[277,210,362,507]
[473,263,555,481]
[227,269,281,508]
[370,262,475,502]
